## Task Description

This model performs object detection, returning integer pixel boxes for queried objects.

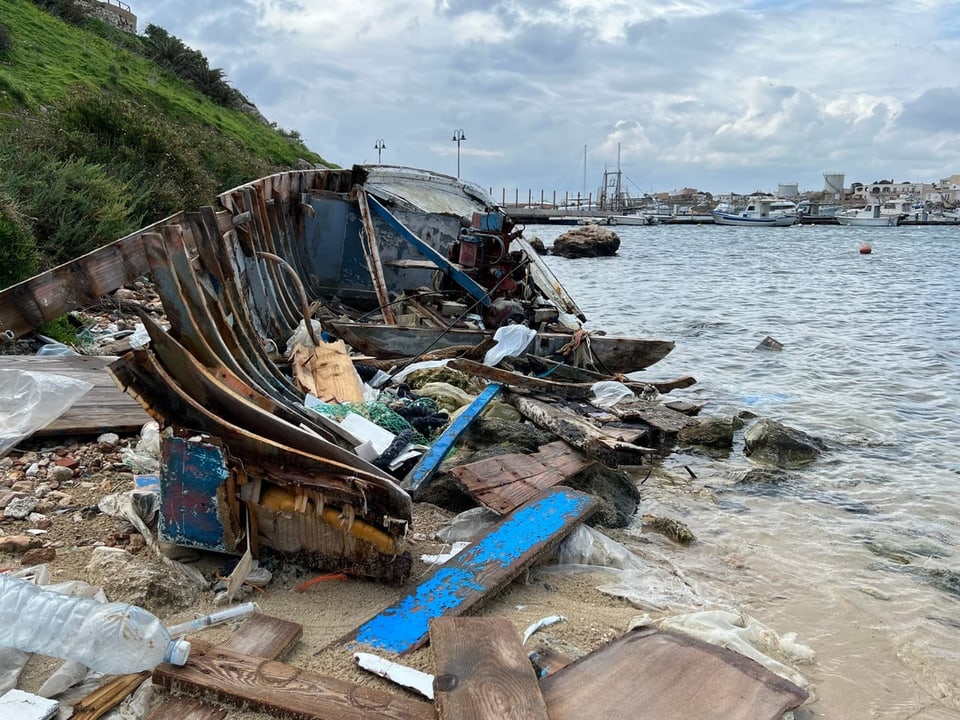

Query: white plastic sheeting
[0,370,93,458]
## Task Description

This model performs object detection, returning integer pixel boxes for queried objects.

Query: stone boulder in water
[743,419,825,468]
[552,225,620,258]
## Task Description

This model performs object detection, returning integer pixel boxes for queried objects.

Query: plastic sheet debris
[590,381,636,409]
[128,323,151,349]
[547,524,705,612]
[0,370,94,458]
[0,689,59,720]
[420,541,470,565]
[483,324,537,367]
[435,507,500,543]
[120,421,161,474]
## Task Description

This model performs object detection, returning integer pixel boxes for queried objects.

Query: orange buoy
[859,244,872,254]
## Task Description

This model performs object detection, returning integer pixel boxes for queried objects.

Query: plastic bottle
[0,573,190,674]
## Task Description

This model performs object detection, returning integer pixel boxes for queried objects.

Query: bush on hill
[0,23,13,59]
[0,194,40,290]
[0,90,275,270]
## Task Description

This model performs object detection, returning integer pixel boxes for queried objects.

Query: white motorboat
[711,199,796,227]
[835,204,899,227]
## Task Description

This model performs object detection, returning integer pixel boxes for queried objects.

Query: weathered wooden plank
[0,232,153,340]
[356,189,397,324]
[448,358,608,400]
[149,614,303,720]
[219,613,303,659]
[402,383,502,494]
[0,355,150,436]
[609,398,700,434]
[147,697,226,720]
[152,641,434,720]
[430,616,549,720]
[346,487,598,655]
[539,626,809,720]
[510,394,656,466]
[451,441,589,514]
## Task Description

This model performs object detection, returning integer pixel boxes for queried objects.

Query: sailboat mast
[582,144,587,200]
[616,143,622,211]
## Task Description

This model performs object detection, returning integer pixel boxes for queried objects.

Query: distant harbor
[503,206,959,227]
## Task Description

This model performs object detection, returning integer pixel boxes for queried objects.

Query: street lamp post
[451,129,466,178]
[374,139,385,164]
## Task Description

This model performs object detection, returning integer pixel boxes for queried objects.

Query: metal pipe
[255,251,320,347]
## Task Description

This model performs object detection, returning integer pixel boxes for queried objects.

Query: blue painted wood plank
[347,487,598,655]
[366,195,491,306]
[159,435,231,552]
[402,383,502,493]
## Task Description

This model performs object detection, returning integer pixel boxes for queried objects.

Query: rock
[21,547,56,565]
[84,546,206,614]
[48,465,75,483]
[0,534,44,553]
[4,495,39,519]
[464,417,557,452]
[527,236,547,254]
[678,416,735,449]
[563,464,641,529]
[97,433,121,451]
[33,482,53,498]
[55,456,80,471]
[414,473,478,515]
[552,225,620,258]
[744,419,825,468]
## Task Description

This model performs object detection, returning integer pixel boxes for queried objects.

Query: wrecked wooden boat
[0,163,674,583]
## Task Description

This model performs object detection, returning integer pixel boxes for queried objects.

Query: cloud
[135,0,960,195]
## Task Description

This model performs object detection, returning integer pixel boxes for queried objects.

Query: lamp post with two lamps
[451,129,466,177]
[374,139,386,164]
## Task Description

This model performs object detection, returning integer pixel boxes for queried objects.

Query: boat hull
[710,211,795,227]
[329,321,674,375]
[835,215,898,227]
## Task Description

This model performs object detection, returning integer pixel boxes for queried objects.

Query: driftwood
[449,358,640,400]
[509,394,656,466]
[354,338,497,372]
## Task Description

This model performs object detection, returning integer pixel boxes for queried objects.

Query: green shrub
[0,23,12,60]
[2,151,133,266]
[0,196,39,289]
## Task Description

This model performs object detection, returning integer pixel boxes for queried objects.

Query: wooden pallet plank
[153,641,434,720]
[219,613,303,659]
[148,614,303,720]
[430,617,548,720]
[0,355,151,436]
[539,626,808,720]
[451,441,589,515]
[346,487,598,655]
[147,697,226,720]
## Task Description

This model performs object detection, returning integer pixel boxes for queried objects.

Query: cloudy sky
[135,1,960,199]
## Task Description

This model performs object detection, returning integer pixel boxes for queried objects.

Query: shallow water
[531,222,960,718]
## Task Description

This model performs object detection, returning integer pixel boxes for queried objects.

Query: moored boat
[710,199,796,227]
[835,204,899,226]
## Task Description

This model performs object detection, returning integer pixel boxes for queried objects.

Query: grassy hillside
[0,0,333,288]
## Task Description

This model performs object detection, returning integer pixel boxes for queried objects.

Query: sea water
[530,222,960,718]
